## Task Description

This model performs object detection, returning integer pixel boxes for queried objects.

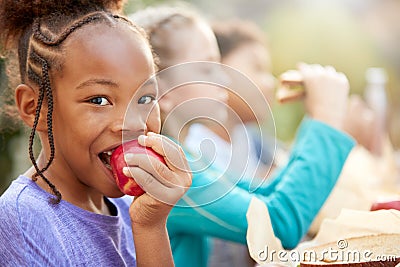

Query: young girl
[0,1,191,266]
[130,5,355,267]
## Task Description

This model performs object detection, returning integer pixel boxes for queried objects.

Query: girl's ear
[15,84,47,131]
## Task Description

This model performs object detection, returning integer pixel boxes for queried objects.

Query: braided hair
[0,0,147,204]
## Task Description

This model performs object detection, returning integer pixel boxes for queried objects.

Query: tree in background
[0,56,24,194]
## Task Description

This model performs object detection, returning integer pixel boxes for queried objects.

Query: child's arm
[167,118,354,247]
[125,133,192,267]
[131,208,174,267]
[166,64,354,265]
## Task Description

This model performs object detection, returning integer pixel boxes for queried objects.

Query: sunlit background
[1,0,399,194]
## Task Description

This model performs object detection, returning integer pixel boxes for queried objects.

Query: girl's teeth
[106,151,112,156]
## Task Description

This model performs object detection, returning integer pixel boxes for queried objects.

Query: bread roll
[276,70,305,103]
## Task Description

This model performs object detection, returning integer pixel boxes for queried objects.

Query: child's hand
[123,132,192,227]
[298,63,350,129]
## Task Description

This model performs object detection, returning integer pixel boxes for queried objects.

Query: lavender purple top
[0,175,136,266]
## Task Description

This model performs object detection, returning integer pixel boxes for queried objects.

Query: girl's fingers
[124,166,187,205]
[138,132,174,156]
[131,132,192,204]
[138,133,191,174]
[124,153,188,188]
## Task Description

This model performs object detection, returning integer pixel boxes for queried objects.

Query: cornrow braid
[25,11,141,204]
[31,12,104,46]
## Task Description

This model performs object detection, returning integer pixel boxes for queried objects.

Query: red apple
[110,139,166,196]
[370,200,400,211]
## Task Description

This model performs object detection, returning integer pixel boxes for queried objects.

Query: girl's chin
[98,158,120,188]
[105,190,126,199]
[97,155,109,171]
[101,180,126,199]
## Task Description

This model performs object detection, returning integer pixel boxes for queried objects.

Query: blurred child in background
[131,5,354,267]
[213,19,290,179]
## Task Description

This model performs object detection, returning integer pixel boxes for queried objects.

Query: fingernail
[124,153,134,161]
[138,135,147,145]
[123,167,130,176]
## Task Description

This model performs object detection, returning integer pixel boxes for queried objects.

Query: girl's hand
[124,132,192,227]
[298,63,350,130]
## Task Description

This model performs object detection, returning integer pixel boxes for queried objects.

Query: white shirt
[184,123,262,183]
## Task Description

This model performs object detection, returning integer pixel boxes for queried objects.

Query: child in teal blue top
[130,6,355,266]
[168,118,354,266]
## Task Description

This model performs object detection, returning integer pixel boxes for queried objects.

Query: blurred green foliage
[0,57,22,194]
[124,0,177,13]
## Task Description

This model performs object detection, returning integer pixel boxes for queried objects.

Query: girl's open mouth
[99,150,114,171]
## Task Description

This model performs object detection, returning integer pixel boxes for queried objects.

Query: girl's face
[47,24,159,198]
[157,20,228,126]
[222,41,275,122]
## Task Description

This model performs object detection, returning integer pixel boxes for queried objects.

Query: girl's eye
[88,97,110,106]
[138,95,155,105]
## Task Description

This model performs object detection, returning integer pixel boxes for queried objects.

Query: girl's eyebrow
[76,78,118,90]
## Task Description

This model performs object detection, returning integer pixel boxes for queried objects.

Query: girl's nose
[123,113,147,139]
[110,108,146,140]
[110,115,125,133]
